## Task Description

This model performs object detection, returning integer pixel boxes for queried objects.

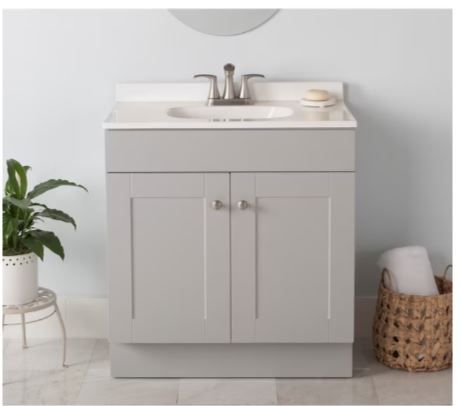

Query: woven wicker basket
[373,266,452,372]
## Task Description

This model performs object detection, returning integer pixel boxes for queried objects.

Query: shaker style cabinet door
[107,173,230,343]
[230,172,354,343]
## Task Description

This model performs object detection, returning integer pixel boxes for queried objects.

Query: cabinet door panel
[231,172,354,343]
[132,197,206,341]
[108,173,230,343]
[256,197,329,339]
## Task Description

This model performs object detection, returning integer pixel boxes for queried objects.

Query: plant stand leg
[21,312,28,349]
[54,303,67,367]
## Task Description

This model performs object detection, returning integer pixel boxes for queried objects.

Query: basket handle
[381,268,389,283]
[382,268,397,291]
[442,264,452,280]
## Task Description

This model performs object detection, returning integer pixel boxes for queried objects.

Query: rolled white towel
[377,246,439,295]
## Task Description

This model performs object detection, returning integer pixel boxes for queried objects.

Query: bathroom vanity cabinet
[105,83,357,377]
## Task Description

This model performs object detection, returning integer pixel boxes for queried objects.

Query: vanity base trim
[110,343,353,378]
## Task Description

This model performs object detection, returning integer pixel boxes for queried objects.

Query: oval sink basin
[167,105,293,121]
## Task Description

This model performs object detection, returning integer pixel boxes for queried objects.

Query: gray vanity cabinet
[106,127,356,377]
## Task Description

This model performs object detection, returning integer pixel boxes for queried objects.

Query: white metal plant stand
[2,287,67,367]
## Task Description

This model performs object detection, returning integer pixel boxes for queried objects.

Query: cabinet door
[107,173,230,343]
[231,173,354,343]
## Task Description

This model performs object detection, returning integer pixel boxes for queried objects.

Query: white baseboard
[3,296,376,340]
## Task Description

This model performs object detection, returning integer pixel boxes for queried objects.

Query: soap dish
[300,97,336,108]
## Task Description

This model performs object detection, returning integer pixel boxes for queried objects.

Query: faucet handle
[194,74,220,102]
[239,74,265,100]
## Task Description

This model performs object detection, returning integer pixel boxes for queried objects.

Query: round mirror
[169,9,279,37]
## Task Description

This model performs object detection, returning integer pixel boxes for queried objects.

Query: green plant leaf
[37,208,77,229]
[5,160,20,197]
[28,230,65,260]
[3,162,86,260]
[3,196,32,210]
[2,217,13,240]
[30,202,47,208]
[27,179,87,199]
[6,159,28,199]
[22,235,44,260]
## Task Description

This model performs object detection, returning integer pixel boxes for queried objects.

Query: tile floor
[3,338,452,405]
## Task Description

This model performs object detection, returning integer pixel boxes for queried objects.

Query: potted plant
[2,159,87,305]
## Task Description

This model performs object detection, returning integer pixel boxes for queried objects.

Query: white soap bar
[305,89,330,101]
[377,246,439,296]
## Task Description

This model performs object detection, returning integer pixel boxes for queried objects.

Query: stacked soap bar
[305,89,331,101]
[301,89,336,107]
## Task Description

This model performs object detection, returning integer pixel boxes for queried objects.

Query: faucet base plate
[208,98,253,106]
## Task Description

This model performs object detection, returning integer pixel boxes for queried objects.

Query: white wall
[3,9,452,297]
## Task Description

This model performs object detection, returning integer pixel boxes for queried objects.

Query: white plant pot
[2,253,38,305]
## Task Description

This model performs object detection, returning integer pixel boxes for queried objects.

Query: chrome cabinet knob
[237,200,249,210]
[211,200,223,210]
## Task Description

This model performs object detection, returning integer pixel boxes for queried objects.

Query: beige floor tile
[372,366,452,405]
[2,337,453,405]
[3,339,95,405]
[86,338,110,377]
[75,339,178,404]
[276,369,379,405]
[355,337,453,405]
[178,378,277,405]
[4,366,87,405]
[4,338,96,371]
[75,376,179,405]
[3,369,49,405]
[355,337,453,404]
[39,363,89,405]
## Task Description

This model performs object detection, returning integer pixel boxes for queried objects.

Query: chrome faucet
[222,63,236,100]
[194,63,264,106]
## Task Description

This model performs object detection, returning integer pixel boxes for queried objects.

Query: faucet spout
[222,63,236,100]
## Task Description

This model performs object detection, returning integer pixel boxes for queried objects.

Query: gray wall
[3,9,452,297]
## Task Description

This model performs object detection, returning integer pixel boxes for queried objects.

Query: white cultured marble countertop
[103,82,357,130]
[103,101,357,130]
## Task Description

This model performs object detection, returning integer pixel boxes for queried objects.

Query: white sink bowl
[167,105,293,121]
